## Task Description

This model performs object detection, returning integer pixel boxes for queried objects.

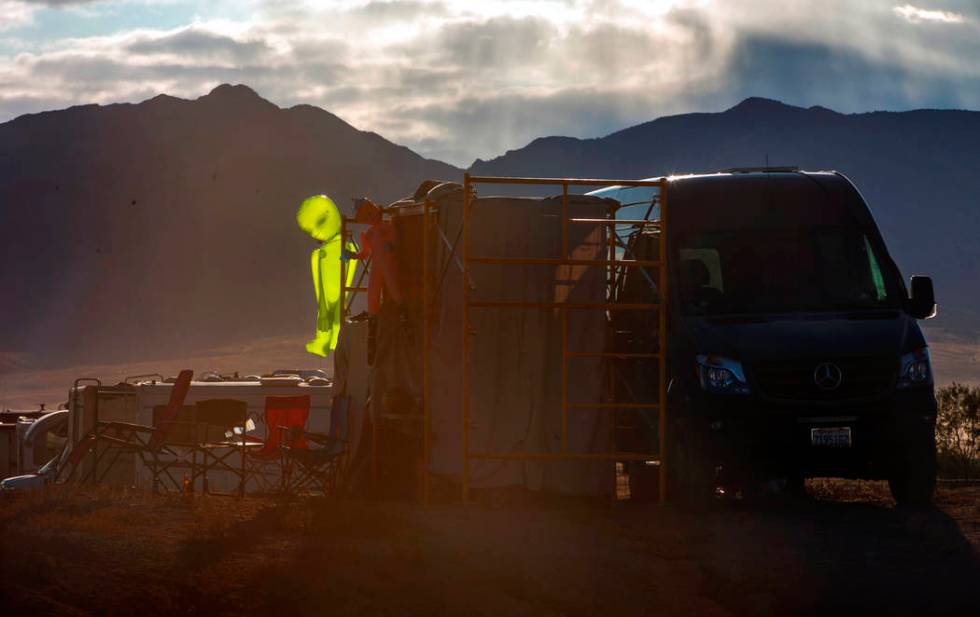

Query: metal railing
[459,174,668,502]
[340,174,669,503]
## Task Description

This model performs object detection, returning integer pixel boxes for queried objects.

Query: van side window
[679,249,723,291]
[678,248,724,312]
[864,236,888,301]
[677,227,899,315]
[813,229,889,305]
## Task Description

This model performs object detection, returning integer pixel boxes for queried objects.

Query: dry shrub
[806,478,894,505]
[936,383,980,479]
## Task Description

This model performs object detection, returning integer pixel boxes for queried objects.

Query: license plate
[810,427,852,448]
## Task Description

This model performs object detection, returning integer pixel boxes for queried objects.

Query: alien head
[296,194,341,242]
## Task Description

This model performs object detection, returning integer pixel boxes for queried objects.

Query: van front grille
[752,356,896,401]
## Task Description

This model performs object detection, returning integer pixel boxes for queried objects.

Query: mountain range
[1,85,978,372]
[0,85,458,369]
[474,97,980,333]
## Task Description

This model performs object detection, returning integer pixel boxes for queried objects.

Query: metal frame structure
[340,174,669,503]
[341,203,432,498]
[339,220,368,326]
[459,174,668,503]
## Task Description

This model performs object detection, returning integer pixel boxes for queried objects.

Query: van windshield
[677,227,901,315]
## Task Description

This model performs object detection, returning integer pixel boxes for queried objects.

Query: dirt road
[1,482,978,616]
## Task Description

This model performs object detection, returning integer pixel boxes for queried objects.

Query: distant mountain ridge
[0,84,460,367]
[472,97,980,335]
[1,89,978,371]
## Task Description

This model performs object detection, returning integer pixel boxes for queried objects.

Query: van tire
[887,421,937,506]
[666,419,715,509]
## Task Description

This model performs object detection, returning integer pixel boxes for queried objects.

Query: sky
[1,1,979,166]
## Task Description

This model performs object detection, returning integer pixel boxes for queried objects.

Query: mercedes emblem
[813,362,843,390]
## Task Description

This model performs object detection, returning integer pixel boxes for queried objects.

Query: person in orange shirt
[343,198,404,315]
[342,198,411,362]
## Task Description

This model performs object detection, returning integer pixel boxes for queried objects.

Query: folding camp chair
[193,398,253,494]
[242,395,311,493]
[281,394,350,495]
[145,402,199,490]
[65,370,194,491]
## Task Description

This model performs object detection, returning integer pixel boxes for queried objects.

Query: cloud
[127,27,274,64]
[894,4,966,24]
[2,1,980,165]
[351,0,449,21]
[20,0,102,5]
[725,34,978,111]
[0,2,35,30]
[0,0,113,31]
[423,16,555,69]
[380,87,666,165]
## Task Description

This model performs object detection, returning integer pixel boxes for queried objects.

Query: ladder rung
[469,256,660,267]
[469,301,659,310]
[568,218,660,225]
[567,402,660,409]
[469,451,661,461]
[467,176,666,188]
[566,351,661,359]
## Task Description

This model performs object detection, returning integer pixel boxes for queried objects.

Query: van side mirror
[908,276,937,319]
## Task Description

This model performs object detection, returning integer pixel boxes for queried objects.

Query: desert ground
[1,481,978,616]
[2,328,978,615]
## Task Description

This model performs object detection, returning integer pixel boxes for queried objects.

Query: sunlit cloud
[0,2,36,31]
[894,4,965,24]
[20,0,104,4]
[2,1,980,164]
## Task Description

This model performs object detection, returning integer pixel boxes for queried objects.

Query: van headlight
[697,355,751,395]
[897,347,932,389]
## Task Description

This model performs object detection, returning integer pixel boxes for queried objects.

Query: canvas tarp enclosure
[336,183,620,496]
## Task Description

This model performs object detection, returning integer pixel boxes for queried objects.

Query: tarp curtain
[336,184,619,496]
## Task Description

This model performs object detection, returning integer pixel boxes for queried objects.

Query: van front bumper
[688,389,937,481]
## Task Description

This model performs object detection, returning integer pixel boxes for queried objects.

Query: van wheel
[666,419,715,509]
[888,422,937,506]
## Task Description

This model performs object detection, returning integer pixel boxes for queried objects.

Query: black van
[595,169,938,505]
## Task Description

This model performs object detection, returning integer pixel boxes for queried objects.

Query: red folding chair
[242,395,311,493]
